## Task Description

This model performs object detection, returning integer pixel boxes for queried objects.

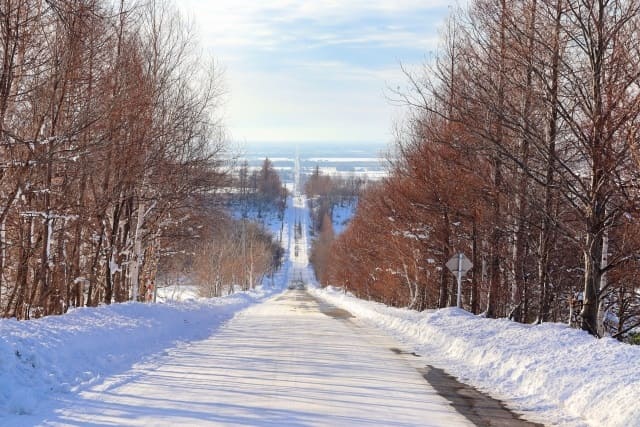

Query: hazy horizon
[234,140,391,160]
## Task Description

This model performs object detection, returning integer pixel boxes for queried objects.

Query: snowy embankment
[310,286,640,427]
[0,287,274,418]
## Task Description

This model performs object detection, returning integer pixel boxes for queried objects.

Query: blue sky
[178,1,455,145]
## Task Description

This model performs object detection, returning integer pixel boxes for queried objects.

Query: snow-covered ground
[31,291,474,427]
[309,286,640,427]
[155,284,200,302]
[0,191,473,427]
[0,287,276,425]
[331,199,358,235]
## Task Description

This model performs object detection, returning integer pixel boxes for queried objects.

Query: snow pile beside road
[310,287,640,427]
[0,288,273,418]
[154,284,199,302]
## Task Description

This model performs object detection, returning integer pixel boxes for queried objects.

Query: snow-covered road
[37,291,475,427]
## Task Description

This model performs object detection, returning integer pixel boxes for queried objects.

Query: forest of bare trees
[0,0,227,318]
[233,158,287,220]
[306,168,363,285]
[320,0,640,340]
[157,208,282,299]
[305,166,363,234]
[159,158,286,298]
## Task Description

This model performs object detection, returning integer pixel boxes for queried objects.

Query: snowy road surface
[38,290,476,427]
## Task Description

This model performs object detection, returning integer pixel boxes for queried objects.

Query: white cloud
[224,63,411,143]
[175,0,453,143]
[179,0,448,50]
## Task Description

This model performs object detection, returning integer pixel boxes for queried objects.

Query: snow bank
[0,288,273,418]
[310,287,640,427]
[156,284,201,302]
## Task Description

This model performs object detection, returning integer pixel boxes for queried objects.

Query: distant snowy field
[0,287,276,425]
[239,141,389,184]
[310,286,640,427]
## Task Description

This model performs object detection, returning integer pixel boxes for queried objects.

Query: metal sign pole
[457,253,462,308]
[446,252,472,310]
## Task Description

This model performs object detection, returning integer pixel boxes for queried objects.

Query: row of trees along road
[158,209,283,299]
[234,158,287,220]
[305,168,364,285]
[321,0,640,340]
[0,0,227,319]
[305,166,364,233]
[166,157,288,298]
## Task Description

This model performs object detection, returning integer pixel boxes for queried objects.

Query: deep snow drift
[310,286,640,427]
[0,287,275,423]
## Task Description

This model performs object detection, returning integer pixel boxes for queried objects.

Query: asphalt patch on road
[314,299,354,319]
[418,365,544,427]
[320,306,354,319]
[302,292,354,319]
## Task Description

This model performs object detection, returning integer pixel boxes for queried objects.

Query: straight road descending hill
[43,290,473,426]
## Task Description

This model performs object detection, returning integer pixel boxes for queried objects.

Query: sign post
[446,253,473,308]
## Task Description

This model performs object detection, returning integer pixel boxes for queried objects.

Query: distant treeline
[228,158,287,218]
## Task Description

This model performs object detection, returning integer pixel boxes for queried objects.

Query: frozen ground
[0,189,478,425]
[0,193,314,426]
[310,287,640,427]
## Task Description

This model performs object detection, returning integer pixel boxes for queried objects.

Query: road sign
[446,253,473,308]
[446,253,473,275]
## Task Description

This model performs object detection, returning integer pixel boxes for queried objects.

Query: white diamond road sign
[446,253,473,275]
[446,253,473,308]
